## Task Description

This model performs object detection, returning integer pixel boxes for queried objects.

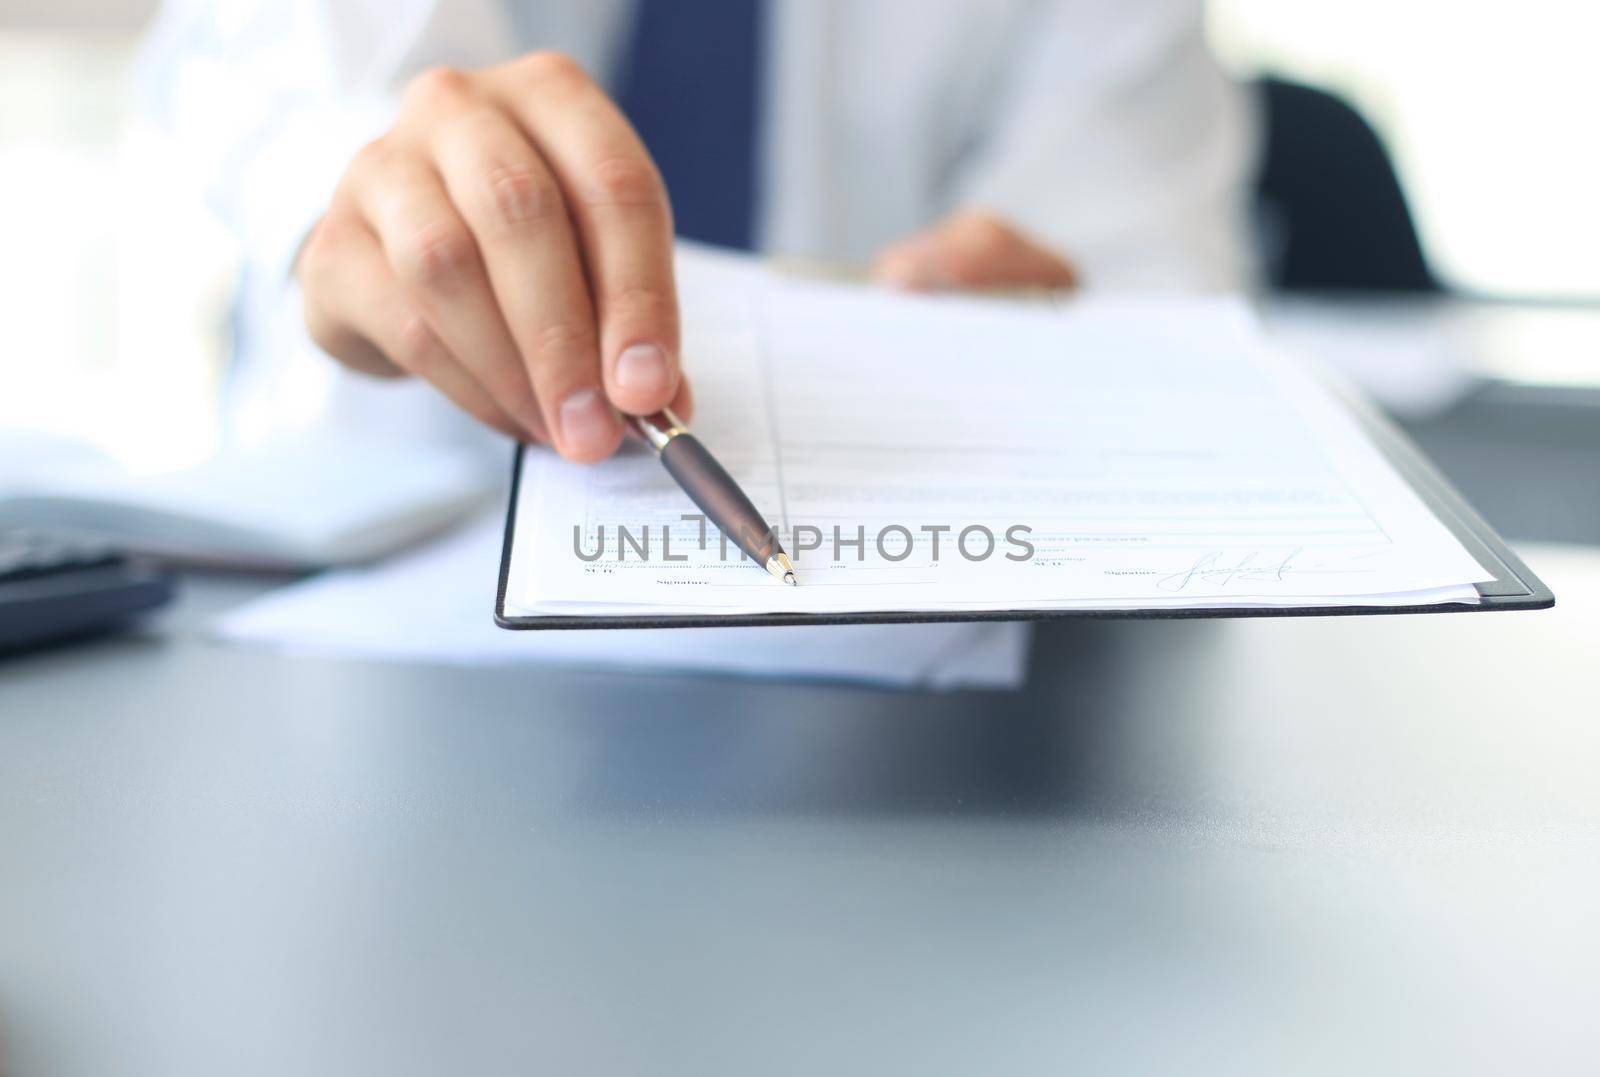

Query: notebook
[0,431,496,569]
[499,249,1549,628]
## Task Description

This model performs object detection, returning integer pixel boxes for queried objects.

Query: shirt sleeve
[133,0,523,282]
[953,0,1260,291]
[131,0,519,447]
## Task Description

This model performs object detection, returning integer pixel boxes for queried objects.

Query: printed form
[504,250,1491,620]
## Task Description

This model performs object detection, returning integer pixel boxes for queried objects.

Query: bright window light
[1209,0,1600,300]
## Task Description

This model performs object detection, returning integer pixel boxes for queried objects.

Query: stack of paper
[216,515,1031,689]
[503,252,1490,622]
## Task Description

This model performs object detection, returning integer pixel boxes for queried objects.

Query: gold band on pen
[630,407,691,452]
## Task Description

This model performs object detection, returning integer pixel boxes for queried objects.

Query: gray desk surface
[2,545,1597,1076]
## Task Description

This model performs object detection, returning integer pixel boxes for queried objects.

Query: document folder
[495,255,1552,630]
[496,399,1551,630]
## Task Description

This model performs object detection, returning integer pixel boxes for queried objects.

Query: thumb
[872,211,1078,293]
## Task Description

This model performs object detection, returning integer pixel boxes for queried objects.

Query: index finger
[487,53,683,418]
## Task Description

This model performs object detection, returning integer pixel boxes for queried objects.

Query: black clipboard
[496,389,1553,630]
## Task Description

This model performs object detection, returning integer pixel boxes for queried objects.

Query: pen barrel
[659,434,780,565]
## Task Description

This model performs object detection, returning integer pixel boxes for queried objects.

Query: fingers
[301,55,689,461]
[873,211,1079,293]
[488,53,683,418]
[301,216,524,438]
[340,137,559,447]
[426,102,625,463]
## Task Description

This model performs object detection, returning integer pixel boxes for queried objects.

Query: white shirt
[137,0,1256,441]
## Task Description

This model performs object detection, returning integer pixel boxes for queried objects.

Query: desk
[1,543,1596,1076]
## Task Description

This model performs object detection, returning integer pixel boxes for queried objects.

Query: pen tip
[766,552,798,586]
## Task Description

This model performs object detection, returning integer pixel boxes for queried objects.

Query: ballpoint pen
[629,407,797,586]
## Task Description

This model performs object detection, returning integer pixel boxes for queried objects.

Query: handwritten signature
[1157,547,1305,592]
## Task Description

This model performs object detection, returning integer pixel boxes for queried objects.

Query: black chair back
[1255,78,1437,292]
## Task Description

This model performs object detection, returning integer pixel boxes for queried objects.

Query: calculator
[0,531,175,654]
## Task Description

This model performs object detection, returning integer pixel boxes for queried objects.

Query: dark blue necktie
[616,0,765,251]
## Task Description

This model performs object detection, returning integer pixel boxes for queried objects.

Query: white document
[1260,296,1480,419]
[215,514,1031,689]
[504,251,1491,621]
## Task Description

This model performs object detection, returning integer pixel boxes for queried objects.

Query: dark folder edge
[495,396,1553,631]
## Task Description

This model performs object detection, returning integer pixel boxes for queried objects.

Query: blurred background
[2,12,1594,1069]
[2,0,1597,531]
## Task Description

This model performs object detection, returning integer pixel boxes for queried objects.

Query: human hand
[298,53,690,461]
[872,210,1078,294]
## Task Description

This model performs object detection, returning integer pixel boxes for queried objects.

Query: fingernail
[614,343,671,395]
[558,388,616,457]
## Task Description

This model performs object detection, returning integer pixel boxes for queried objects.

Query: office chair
[1254,78,1438,292]
[1255,81,1600,546]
